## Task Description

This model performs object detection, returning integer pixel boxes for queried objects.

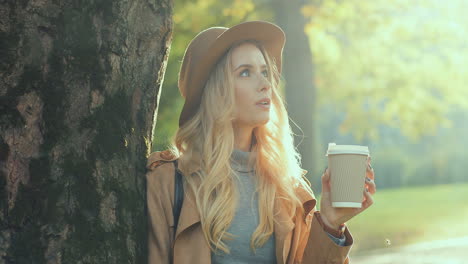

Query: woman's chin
[253,117,270,127]
[235,115,270,129]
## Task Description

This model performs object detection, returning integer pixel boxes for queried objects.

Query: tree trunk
[0,0,172,262]
[272,1,318,183]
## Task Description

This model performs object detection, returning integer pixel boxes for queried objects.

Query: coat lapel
[274,183,317,264]
[174,186,201,241]
[274,198,295,264]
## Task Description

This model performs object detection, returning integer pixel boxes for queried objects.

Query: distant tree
[272,0,320,185]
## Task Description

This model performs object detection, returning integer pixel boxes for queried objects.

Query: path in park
[350,236,468,264]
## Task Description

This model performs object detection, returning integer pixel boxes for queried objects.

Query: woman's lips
[255,97,270,104]
[256,103,270,110]
[256,98,271,110]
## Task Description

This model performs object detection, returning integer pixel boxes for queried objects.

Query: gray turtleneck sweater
[211,149,275,263]
[211,149,345,264]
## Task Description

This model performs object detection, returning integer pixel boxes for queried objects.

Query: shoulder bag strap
[172,160,184,241]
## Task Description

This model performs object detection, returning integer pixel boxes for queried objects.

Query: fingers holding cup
[365,176,376,195]
[365,157,376,194]
[366,157,375,180]
[321,168,331,192]
[361,187,374,210]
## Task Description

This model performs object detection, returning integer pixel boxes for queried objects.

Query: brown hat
[177,20,286,127]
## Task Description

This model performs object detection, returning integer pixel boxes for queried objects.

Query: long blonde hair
[171,40,312,254]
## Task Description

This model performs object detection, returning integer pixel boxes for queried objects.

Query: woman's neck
[233,125,253,152]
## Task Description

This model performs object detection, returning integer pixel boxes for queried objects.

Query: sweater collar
[230,148,256,173]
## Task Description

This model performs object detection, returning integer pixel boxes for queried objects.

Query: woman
[146,21,376,264]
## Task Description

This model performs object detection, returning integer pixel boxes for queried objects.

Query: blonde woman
[146,21,376,264]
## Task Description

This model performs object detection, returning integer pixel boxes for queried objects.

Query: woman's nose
[258,75,271,92]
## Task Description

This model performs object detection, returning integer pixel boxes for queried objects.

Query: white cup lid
[326,143,370,156]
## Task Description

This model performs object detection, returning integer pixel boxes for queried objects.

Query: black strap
[172,160,184,240]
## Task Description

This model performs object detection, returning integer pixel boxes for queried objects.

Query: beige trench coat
[146,151,353,264]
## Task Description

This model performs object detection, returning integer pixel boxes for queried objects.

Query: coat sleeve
[301,211,353,264]
[146,159,176,264]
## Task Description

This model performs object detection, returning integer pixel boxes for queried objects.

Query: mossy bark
[0,0,172,262]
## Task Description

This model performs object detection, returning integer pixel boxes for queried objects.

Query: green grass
[333,183,468,255]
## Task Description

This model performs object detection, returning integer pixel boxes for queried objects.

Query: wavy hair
[170,40,312,254]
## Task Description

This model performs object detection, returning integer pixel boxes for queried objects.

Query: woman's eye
[239,69,267,77]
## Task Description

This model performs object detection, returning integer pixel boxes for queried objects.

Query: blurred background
[153,0,468,261]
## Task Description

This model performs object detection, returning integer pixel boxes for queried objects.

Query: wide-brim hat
[177,20,286,127]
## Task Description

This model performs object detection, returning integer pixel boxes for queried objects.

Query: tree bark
[0,0,172,262]
[272,0,318,182]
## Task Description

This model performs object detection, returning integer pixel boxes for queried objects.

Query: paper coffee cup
[326,143,370,208]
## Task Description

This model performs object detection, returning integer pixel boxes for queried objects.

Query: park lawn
[319,183,468,255]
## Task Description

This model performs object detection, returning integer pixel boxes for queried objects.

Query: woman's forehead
[230,43,267,68]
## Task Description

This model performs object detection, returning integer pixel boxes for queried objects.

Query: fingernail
[366,188,369,192]
[366,177,371,182]
[324,167,328,174]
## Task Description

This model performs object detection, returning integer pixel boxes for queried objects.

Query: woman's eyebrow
[234,64,267,71]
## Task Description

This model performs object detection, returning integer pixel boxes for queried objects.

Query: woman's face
[230,43,272,130]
